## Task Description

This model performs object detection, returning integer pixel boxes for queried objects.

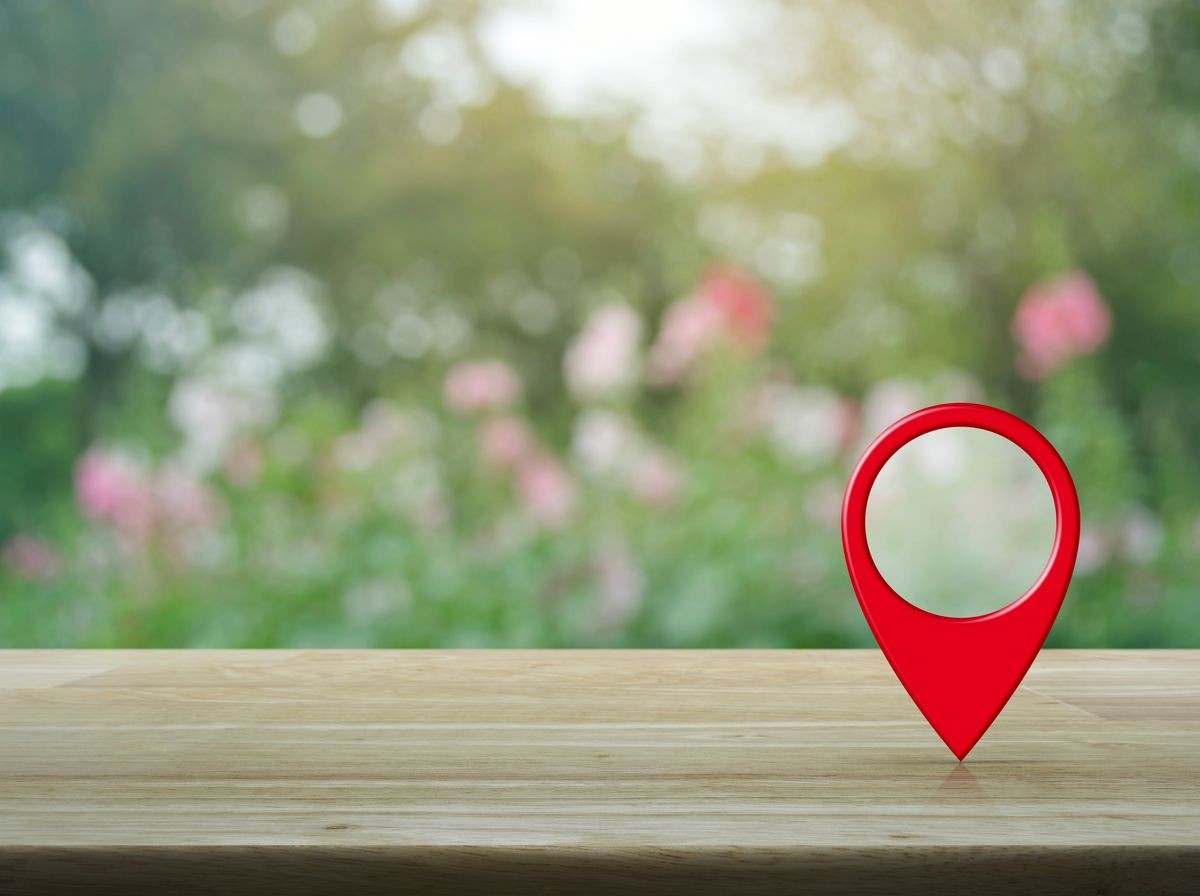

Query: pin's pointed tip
[943,738,974,762]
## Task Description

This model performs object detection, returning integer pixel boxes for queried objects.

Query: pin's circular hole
[864,426,1055,618]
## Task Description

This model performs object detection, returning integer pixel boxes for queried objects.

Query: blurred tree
[0,0,698,439]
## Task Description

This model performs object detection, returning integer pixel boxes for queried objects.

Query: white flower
[6,226,93,313]
[564,303,643,401]
[168,376,277,473]
[571,409,641,477]
[755,384,851,468]
[231,267,329,371]
[860,378,927,442]
[571,409,684,506]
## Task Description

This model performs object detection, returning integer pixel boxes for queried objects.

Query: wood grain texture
[0,649,1197,894]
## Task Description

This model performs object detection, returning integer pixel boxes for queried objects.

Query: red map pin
[842,403,1080,760]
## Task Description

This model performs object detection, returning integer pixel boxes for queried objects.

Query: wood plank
[0,650,1197,894]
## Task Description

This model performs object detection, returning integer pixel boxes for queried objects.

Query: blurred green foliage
[1,0,1199,647]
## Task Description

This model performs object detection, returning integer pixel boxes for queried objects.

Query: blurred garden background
[2,0,1199,647]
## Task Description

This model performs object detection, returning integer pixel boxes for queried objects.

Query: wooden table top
[0,649,1197,894]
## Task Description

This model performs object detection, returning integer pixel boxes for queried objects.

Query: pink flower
[443,360,521,414]
[1075,526,1111,575]
[648,265,773,384]
[74,449,154,539]
[516,453,576,528]
[629,451,683,508]
[75,447,223,560]
[478,416,536,471]
[647,295,724,385]
[563,304,643,401]
[2,535,60,581]
[699,265,773,349]
[155,464,222,533]
[1013,272,1111,379]
[593,541,645,632]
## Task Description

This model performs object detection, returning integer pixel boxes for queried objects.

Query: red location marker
[842,403,1079,760]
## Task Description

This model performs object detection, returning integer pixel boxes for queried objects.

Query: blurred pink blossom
[629,451,683,508]
[700,265,773,349]
[168,376,277,474]
[74,449,155,540]
[593,541,645,632]
[75,448,223,557]
[443,360,521,414]
[1012,272,1111,380]
[2,535,60,581]
[1075,526,1111,575]
[647,295,724,385]
[516,453,576,528]
[563,304,643,401]
[155,464,223,533]
[648,265,773,384]
[478,416,536,471]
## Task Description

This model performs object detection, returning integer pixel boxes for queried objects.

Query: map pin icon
[842,403,1080,760]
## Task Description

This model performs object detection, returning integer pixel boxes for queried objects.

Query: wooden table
[0,650,1197,894]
